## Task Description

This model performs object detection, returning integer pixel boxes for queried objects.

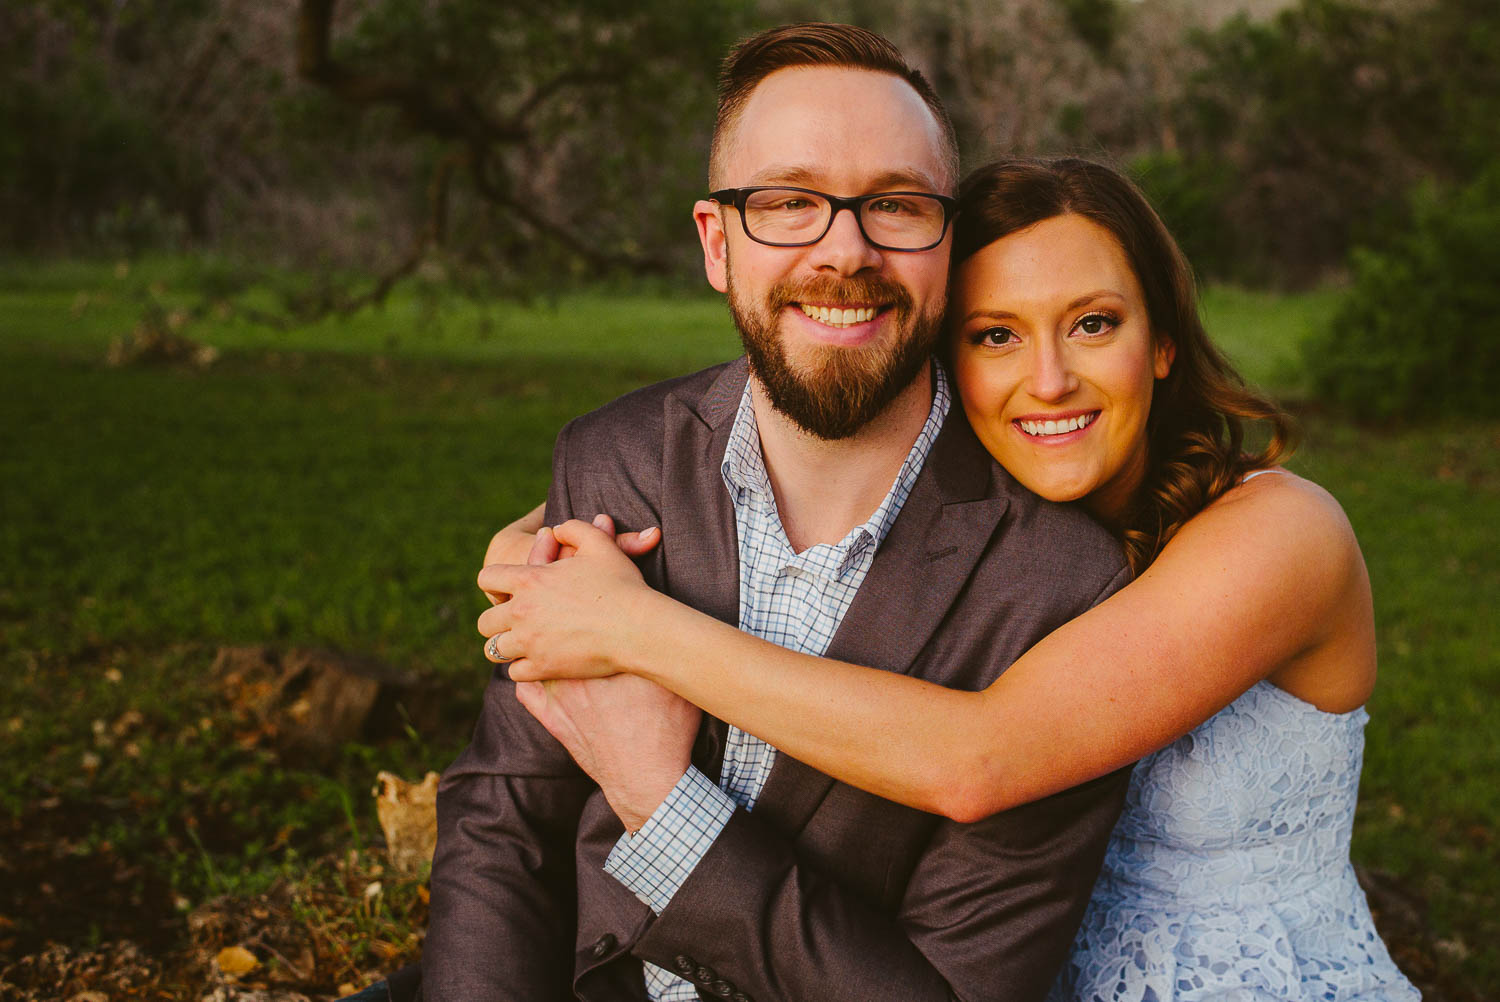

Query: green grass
[1,257,1495,995]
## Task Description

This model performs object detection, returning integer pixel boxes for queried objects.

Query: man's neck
[750,361,934,553]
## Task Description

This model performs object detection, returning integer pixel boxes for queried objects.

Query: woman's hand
[477,518,661,681]
[480,505,660,605]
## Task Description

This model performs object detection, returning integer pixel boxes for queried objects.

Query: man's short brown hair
[709,22,959,191]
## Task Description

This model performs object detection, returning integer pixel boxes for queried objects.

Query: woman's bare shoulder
[1173,468,1360,568]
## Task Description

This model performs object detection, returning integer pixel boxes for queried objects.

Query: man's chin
[752,347,931,441]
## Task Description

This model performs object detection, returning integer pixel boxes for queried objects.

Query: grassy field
[1,257,1495,998]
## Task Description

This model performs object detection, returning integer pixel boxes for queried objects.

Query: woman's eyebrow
[958,308,1019,323]
[1066,290,1125,311]
[957,291,1126,325]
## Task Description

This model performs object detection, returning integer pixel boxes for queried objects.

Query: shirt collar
[720,362,952,554]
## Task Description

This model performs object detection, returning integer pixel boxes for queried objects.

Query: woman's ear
[1154,336,1176,380]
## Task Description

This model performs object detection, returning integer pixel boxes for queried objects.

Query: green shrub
[1129,152,1237,281]
[1304,164,1500,420]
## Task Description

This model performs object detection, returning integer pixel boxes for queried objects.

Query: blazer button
[695,965,717,984]
[673,955,695,976]
[710,979,734,996]
[732,993,752,1002]
[589,933,616,959]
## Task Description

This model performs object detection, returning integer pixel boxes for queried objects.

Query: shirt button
[673,955,695,975]
[589,933,616,959]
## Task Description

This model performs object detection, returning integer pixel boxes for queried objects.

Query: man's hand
[515,675,700,832]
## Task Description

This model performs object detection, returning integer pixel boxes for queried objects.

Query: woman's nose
[1027,341,1079,401]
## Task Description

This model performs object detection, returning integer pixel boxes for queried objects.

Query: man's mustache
[765,275,913,313]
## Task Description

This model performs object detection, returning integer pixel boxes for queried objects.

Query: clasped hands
[476,506,697,832]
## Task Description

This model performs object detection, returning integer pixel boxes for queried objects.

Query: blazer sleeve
[629,764,1130,1002]
[421,420,593,1002]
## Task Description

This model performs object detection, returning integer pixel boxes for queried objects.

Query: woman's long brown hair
[953,157,1297,572]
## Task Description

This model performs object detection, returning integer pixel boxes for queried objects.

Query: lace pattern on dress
[1047,682,1420,1002]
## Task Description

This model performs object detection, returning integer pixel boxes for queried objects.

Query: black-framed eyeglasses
[708,186,958,252]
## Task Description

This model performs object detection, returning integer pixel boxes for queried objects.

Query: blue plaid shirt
[604,364,951,1000]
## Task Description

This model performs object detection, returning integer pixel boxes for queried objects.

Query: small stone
[104,668,124,683]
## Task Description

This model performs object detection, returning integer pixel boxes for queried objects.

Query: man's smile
[797,303,882,328]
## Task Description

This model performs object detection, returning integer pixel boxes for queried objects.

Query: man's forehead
[745,163,944,192]
[722,66,951,192]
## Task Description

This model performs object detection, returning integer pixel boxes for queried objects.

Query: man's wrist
[604,767,736,913]
[608,742,693,832]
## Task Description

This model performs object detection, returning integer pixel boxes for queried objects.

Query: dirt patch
[0,800,182,960]
[1,850,424,1000]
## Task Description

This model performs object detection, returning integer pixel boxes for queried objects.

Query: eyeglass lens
[741,189,946,249]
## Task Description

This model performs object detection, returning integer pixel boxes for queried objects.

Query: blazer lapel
[660,358,747,782]
[756,407,1011,832]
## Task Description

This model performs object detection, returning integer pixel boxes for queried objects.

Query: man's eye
[770,198,815,211]
[1075,313,1117,336]
[870,198,908,215]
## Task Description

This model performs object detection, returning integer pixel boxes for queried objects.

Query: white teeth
[799,304,876,328]
[1019,413,1097,437]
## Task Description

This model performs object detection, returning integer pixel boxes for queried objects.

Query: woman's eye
[974,326,1018,347]
[1074,313,1117,336]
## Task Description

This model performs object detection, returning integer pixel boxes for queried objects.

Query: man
[424,23,1133,1002]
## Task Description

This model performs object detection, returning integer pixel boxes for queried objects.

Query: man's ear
[694,200,729,294]
[1154,335,1176,380]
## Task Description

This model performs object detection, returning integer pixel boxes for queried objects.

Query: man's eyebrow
[744,165,943,192]
[957,292,1125,325]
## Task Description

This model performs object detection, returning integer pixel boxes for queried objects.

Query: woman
[479,158,1417,1001]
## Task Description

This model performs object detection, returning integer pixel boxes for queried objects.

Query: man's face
[695,66,953,439]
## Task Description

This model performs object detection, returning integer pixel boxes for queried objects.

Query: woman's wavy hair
[952,157,1297,572]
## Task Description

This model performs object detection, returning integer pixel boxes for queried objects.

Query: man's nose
[807,205,883,275]
[1027,339,1080,402]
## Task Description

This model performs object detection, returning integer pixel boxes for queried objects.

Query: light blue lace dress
[1048,680,1420,1002]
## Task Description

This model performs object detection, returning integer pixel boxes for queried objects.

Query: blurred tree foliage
[1,0,748,299]
[1303,164,1500,420]
[1160,0,1500,285]
[2,0,1496,299]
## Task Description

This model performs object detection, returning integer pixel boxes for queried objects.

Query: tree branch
[469,152,669,275]
[295,0,526,145]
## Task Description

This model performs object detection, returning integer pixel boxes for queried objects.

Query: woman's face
[951,213,1174,524]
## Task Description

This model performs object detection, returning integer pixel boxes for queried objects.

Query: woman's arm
[483,474,1375,821]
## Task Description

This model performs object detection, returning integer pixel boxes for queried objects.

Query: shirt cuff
[603,766,736,914]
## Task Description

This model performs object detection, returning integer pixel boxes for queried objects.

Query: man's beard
[727,267,944,440]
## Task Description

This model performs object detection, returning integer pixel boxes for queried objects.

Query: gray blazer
[424,358,1134,1002]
